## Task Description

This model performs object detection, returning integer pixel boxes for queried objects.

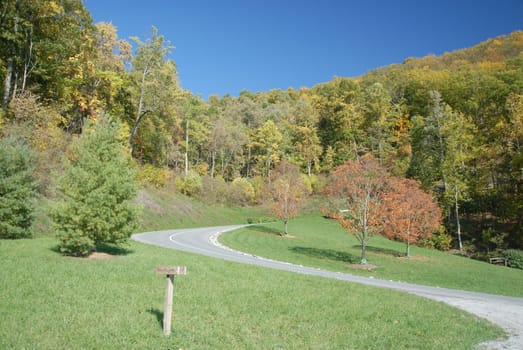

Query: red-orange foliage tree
[269,161,309,235]
[382,177,442,257]
[323,154,389,264]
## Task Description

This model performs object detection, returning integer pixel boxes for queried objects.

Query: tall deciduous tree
[269,161,309,235]
[312,78,364,165]
[409,91,476,251]
[363,82,396,165]
[50,114,139,256]
[440,106,476,252]
[382,177,442,257]
[128,26,179,160]
[323,154,389,264]
[289,95,322,176]
[249,120,282,178]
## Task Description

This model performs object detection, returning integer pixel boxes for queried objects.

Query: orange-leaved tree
[381,177,442,257]
[269,161,309,236]
[323,154,389,264]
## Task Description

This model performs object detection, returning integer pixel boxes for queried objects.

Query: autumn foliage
[381,178,442,257]
[323,155,389,264]
[324,155,443,263]
[269,162,309,235]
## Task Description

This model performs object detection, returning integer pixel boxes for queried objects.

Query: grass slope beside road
[135,186,270,231]
[220,216,523,298]
[0,237,503,349]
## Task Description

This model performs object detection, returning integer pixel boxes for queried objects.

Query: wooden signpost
[156,266,187,336]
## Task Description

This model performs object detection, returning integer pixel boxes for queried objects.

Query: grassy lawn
[0,237,503,349]
[220,215,523,298]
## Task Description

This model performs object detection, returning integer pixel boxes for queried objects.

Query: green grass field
[0,237,503,349]
[220,216,523,297]
[2,189,518,348]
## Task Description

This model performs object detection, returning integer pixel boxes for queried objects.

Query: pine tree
[0,137,36,239]
[51,114,140,256]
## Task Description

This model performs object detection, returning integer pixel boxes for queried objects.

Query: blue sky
[84,0,522,98]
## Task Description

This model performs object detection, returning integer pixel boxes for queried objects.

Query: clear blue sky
[84,0,522,98]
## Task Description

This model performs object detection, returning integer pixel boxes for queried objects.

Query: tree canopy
[0,1,521,254]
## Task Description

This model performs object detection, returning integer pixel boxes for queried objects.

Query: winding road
[132,225,523,349]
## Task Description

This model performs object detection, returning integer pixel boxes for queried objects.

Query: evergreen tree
[50,114,139,256]
[0,137,36,239]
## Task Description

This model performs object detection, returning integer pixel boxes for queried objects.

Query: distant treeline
[1,1,521,250]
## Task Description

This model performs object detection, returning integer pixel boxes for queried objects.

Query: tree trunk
[246,146,252,177]
[283,219,288,236]
[361,235,367,264]
[454,184,463,251]
[406,222,412,257]
[129,65,149,155]
[2,0,19,112]
[210,150,216,179]
[184,118,189,177]
[21,26,33,93]
[360,192,370,264]
[2,56,14,113]
[129,111,147,155]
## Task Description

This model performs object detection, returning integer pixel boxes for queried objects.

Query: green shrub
[229,177,255,205]
[422,228,452,251]
[250,176,267,203]
[174,170,202,196]
[136,164,170,188]
[199,175,229,204]
[50,114,140,256]
[504,249,523,270]
[0,137,36,239]
[300,174,313,195]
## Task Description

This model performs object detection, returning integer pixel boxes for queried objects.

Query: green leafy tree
[50,114,139,256]
[363,83,396,165]
[410,91,476,251]
[0,137,36,239]
[312,78,364,164]
[249,120,283,178]
[128,26,180,162]
[440,106,477,252]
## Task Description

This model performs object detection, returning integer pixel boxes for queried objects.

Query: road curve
[132,225,523,349]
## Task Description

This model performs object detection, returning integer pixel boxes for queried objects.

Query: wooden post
[163,275,174,336]
[156,266,187,336]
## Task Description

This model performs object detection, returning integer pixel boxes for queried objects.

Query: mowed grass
[220,215,523,298]
[0,237,503,349]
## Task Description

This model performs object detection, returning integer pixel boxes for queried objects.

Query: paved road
[132,225,523,349]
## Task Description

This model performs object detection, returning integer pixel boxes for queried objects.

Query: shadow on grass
[96,243,134,256]
[290,246,357,263]
[248,224,283,236]
[354,245,402,257]
[49,243,134,256]
[147,308,163,329]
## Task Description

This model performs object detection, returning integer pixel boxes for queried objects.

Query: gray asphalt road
[132,225,523,349]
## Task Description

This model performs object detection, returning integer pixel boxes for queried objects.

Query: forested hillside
[1,1,521,253]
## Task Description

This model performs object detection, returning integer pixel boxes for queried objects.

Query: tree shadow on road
[290,246,357,263]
